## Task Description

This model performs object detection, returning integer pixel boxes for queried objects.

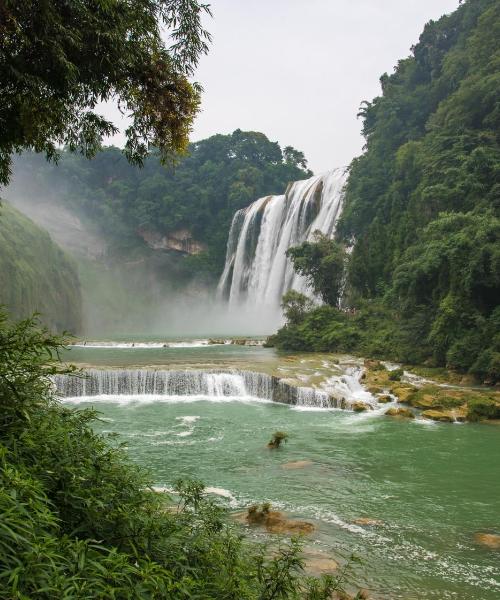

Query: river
[58,337,500,600]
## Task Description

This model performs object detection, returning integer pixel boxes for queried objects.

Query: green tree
[0,0,212,185]
[286,233,346,306]
[281,290,314,325]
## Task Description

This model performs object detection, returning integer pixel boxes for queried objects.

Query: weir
[217,169,347,320]
[53,368,343,408]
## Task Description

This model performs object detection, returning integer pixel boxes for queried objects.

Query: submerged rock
[474,533,500,549]
[303,549,338,574]
[281,460,313,470]
[385,407,415,419]
[352,517,383,526]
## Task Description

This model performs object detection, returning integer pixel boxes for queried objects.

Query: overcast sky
[100,0,460,174]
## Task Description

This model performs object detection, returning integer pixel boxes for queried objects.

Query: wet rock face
[422,409,455,422]
[385,407,415,419]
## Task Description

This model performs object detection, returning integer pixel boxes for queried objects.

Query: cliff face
[0,202,82,333]
[137,228,207,255]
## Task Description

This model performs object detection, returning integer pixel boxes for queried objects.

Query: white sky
[100,0,460,173]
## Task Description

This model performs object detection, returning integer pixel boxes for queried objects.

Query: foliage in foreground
[0,0,211,185]
[0,312,351,598]
[271,0,500,383]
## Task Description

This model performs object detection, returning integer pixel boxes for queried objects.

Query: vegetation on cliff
[271,0,500,383]
[11,131,311,276]
[0,202,81,332]
[0,313,351,599]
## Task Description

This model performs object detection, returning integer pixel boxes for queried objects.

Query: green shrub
[467,397,500,422]
[388,368,404,381]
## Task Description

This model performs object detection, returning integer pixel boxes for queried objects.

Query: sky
[99,0,460,174]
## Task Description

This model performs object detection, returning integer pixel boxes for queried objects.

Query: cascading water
[53,367,378,410]
[217,169,347,325]
[53,369,332,407]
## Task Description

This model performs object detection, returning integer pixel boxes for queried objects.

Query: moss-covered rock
[385,407,415,419]
[377,394,393,404]
[390,385,415,402]
[422,409,455,422]
[352,401,371,412]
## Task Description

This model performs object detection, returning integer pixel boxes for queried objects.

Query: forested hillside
[271,0,500,382]
[0,202,81,332]
[11,130,311,276]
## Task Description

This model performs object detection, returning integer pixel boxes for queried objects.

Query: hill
[0,202,82,332]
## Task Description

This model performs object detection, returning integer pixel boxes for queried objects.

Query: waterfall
[217,169,347,324]
[53,369,334,408]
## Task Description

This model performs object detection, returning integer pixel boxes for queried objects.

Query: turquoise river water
[60,339,500,600]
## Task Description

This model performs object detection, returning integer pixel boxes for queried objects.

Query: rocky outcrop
[385,407,415,419]
[138,228,207,255]
[245,505,315,535]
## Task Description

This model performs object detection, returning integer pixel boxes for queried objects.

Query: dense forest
[0,202,81,332]
[12,130,311,276]
[270,0,500,383]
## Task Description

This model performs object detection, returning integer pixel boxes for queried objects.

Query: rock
[378,394,392,404]
[364,359,384,371]
[281,460,313,470]
[352,517,383,526]
[474,533,500,549]
[422,409,455,422]
[303,549,338,574]
[411,394,439,409]
[385,407,415,419]
[245,506,315,535]
[208,338,225,345]
[352,401,371,412]
[367,386,383,394]
[390,385,414,402]
[265,512,315,535]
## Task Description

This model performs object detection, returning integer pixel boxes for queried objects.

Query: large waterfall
[217,169,347,325]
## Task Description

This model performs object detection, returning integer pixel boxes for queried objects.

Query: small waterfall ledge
[53,368,375,410]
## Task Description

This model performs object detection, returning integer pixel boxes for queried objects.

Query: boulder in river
[422,409,455,422]
[352,401,371,412]
[385,407,415,419]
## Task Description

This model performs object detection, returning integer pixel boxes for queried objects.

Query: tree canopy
[0,0,211,185]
